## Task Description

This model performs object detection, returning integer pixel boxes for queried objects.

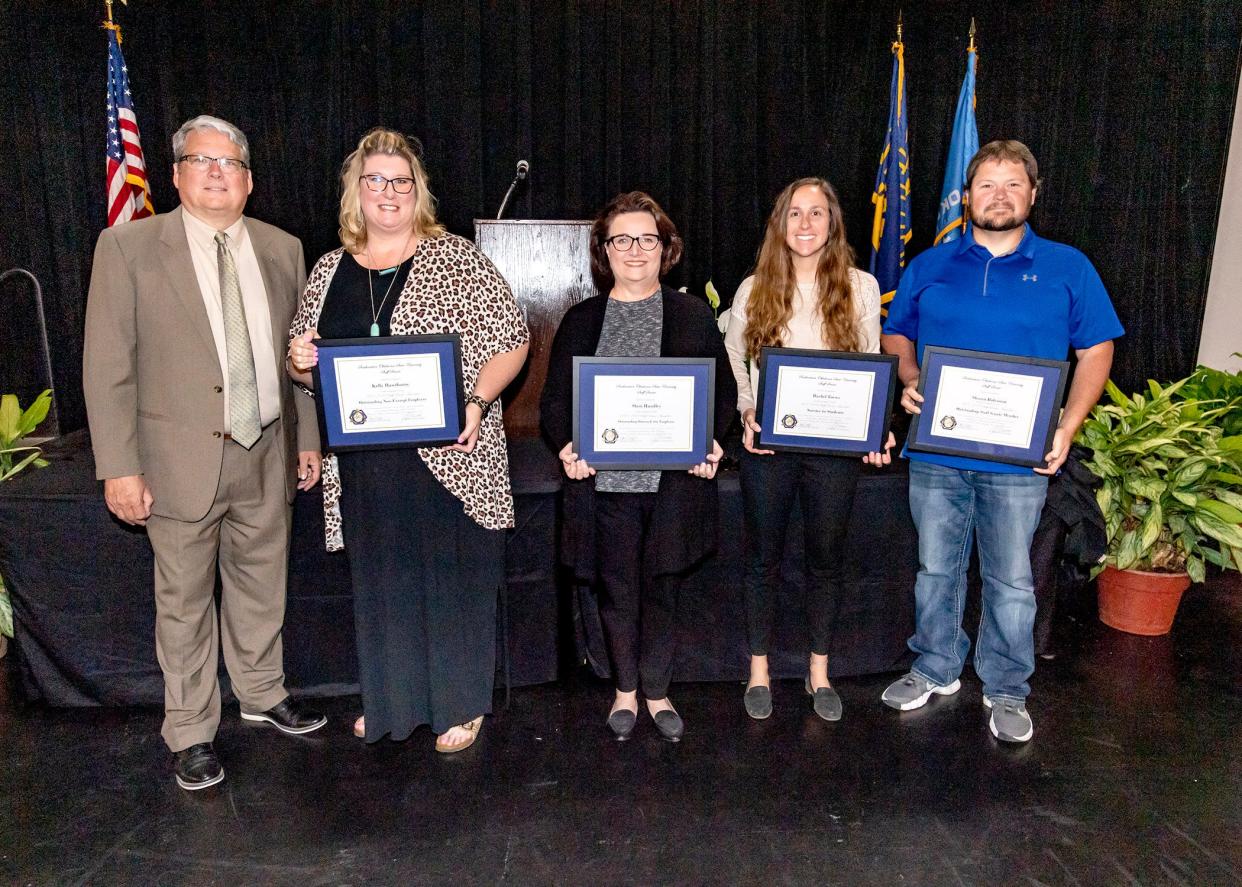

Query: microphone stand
[496,166,528,220]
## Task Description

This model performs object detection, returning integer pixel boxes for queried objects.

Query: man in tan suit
[84,115,326,791]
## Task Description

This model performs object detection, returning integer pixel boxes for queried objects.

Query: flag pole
[102,0,125,43]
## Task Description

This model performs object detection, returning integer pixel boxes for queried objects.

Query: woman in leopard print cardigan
[288,128,528,753]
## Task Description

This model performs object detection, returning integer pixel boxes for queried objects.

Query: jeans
[907,461,1048,700]
[740,450,860,657]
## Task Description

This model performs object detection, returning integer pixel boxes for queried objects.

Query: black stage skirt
[336,447,504,740]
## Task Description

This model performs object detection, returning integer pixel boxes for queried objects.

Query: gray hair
[172,115,251,166]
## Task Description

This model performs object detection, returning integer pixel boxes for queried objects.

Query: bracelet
[466,393,492,416]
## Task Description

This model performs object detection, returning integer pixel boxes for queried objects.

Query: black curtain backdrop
[1,1,1239,432]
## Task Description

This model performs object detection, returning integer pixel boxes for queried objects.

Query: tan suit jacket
[83,206,318,521]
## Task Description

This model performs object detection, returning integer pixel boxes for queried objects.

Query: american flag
[105,27,153,226]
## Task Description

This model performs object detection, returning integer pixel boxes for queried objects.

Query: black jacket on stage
[539,286,737,581]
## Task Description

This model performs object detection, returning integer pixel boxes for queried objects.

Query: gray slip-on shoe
[743,685,773,720]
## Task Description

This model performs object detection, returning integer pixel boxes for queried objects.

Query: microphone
[497,159,530,219]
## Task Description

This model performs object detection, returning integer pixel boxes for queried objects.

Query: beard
[970,202,1028,232]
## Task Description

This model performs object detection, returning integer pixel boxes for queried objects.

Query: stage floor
[2,574,1239,886]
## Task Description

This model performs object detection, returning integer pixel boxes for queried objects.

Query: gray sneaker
[984,696,1034,743]
[881,672,961,711]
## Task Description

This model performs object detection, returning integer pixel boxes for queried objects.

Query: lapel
[659,285,685,357]
[158,206,219,363]
[247,217,291,380]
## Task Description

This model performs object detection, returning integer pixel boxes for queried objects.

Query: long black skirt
[336,448,504,741]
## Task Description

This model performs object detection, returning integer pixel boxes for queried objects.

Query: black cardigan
[540,286,737,581]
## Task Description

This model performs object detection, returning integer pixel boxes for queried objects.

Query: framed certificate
[754,348,899,456]
[908,346,1069,467]
[572,357,715,470]
[311,335,465,452]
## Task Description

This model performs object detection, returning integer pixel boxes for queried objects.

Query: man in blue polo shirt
[880,140,1124,743]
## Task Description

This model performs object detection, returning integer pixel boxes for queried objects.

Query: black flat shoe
[607,708,637,740]
[240,696,328,735]
[804,676,843,722]
[173,742,224,791]
[743,685,772,720]
[652,709,684,742]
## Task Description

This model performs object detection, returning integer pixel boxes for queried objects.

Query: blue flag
[870,37,911,314]
[934,45,979,246]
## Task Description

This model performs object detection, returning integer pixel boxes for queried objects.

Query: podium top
[473,219,591,227]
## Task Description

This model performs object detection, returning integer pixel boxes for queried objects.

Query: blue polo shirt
[883,224,1124,473]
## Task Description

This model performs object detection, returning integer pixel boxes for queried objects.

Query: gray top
[594,291,663,494]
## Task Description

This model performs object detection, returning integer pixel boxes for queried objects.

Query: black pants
[740,450,861,658]
[594,492,680,700]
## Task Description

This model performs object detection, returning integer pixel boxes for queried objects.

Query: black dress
[319,253,504,741]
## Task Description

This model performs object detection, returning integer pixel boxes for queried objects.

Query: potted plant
[1076,376,1242,635]
[0,389,53,657]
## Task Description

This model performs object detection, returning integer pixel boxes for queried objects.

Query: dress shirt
[182,208,281,430]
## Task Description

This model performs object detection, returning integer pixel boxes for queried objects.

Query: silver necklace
[364,233,413,337]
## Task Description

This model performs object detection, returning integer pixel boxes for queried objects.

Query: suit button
[212,431,222,438]
[213,385,223,393]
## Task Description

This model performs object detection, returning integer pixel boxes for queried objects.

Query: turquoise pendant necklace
[365,233,413,336]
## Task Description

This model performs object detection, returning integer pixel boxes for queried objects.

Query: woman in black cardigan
[541,192,735,742]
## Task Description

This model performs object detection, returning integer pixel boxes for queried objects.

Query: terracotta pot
[1096,566,1191,636]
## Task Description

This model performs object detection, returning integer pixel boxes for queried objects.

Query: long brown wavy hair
[743,177,859,360]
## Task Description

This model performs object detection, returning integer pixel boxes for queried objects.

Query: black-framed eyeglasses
[605,233,662,251]
[360,174,416,194]
[178,154,249,173]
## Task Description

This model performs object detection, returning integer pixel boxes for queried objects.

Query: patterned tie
[215,231,262,448]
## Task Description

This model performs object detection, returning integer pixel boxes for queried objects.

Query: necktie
[215,231,262,448]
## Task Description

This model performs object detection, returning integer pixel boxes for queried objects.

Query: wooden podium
[474,220,595,439]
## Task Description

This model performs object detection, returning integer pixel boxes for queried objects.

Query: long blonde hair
[743,177,859,360]
[338,127,444,253]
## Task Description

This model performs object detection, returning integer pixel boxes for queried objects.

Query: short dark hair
[589,191,683,289]
[966,139,1040,190]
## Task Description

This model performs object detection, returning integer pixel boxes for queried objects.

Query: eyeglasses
[605,234,662,251]
[178,154,249,173]
[360,174,416,194]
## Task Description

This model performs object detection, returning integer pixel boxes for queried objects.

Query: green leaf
[1117,529,1142,570]
[704,279,720,312]
[1139,501,1164,551]
[1174,459,1212,486]
[1096,485,1113,517]
[1210,471,1242,486]
[0,448,43,482]
[15,389,52,438]
[0,586,11,638]
[1203,546,1230,567]
[1198,498,1242,524]
[0,395,19,445]
[1155,445,1190,459]
[1213,489,1242,511]
[1220,435,1242,452]
[1123,475,1165,501]
[1191,512,1242,548]
[1104,379,1132,408]
[1187,555,1206,583]
[1171,490,1199,508]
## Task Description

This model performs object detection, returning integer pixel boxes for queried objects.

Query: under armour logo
[1022,274,1038,282]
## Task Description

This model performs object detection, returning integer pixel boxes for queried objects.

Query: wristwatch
[466,393,492,416]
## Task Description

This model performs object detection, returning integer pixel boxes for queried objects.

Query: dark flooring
[3,575,1240,887]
